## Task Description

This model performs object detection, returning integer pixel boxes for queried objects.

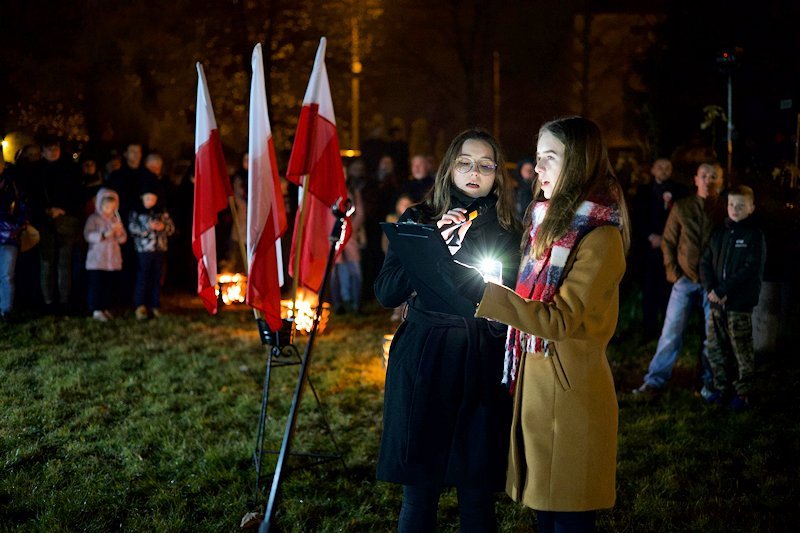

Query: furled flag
[286,37,349,293]
[246,43,288,331]
[193,62,233,315]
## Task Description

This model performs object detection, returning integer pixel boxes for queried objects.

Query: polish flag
[246,43,288,331]
[193,62,233,315]
[286,37,349,293]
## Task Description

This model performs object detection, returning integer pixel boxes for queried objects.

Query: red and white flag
[246,43,288,331]
[286,37,349,293]
[193,62,233,315]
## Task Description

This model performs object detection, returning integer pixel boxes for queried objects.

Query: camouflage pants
[706,308,754,395]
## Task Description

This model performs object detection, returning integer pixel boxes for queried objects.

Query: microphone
[438,197,489,234]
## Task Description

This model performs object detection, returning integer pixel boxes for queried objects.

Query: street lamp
[350,16,361,153]
[717,47,742,182]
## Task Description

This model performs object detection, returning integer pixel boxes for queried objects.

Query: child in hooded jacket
[84,188,126,321]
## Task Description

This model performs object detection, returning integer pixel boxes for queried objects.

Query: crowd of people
[0,130,536,324]
[1,118,773,531]
[0,138,191,323]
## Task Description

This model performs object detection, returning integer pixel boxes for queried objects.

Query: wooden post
[351,17,361,150]
[229,196,248,276]
[228,195,262,320]
[290,176,312,310]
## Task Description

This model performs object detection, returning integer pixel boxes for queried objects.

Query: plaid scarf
[502,196,622,394]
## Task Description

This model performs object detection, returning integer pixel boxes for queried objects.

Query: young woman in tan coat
[447,116,630,531]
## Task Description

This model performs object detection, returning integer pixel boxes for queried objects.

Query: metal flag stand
[248,198,353,532]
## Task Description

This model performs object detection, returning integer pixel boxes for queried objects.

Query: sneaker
[103,310,114,319]
[632,383,661,397]
[699,385,723,405]
[729,394,751,412]
[92,310,109,322]
[700,388,724,406]
[151,308,161,318]
[135,305,148,320]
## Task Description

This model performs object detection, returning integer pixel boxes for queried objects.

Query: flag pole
[229,197,249,276]
[290,173,312,309]
[262,199,350,532]
[228,196,262,320]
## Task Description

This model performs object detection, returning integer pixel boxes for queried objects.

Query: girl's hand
[436,208,468,229]
[437,208,471,243]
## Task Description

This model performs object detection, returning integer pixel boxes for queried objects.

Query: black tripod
[252,198,354,531]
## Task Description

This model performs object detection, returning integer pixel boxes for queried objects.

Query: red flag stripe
[286,104,347,205]
[192,129,231,253]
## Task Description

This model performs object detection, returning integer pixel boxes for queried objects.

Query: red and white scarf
[503,196,622,394]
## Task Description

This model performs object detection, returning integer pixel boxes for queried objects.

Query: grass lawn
[1,292,798,532]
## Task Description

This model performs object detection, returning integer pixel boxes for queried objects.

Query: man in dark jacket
[631,158,687,338]
[28,137,83,313]
[634,162,726,396]
[106,143,157,305]
[700,185,765,409]
[107,143,157,220]
[401,155,434,203]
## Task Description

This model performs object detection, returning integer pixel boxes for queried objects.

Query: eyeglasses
[454,156,497,176]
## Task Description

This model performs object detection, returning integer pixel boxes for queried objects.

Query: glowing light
[340,149,361,158]
[280,289,330,334]
[1,140,7,148]
[216,273,247,305]
[478,258,503,284]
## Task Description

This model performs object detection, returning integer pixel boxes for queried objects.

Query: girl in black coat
[375,129,521,532]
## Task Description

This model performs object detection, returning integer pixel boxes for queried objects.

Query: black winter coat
[700,216,766,312]
[375,200,520,489]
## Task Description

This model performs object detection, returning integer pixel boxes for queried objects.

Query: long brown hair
[422,129,517,231]
[531,116,631,258]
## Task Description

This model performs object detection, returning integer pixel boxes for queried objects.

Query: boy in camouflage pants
[700,185,766,410]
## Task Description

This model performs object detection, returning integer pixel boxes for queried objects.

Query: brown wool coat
[475,226,625,511]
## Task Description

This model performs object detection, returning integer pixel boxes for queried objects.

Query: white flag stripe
[274,239,284,287]
[194,63,217,151]
[200,228,217,281]
[248,43,284,287]
[302,37,336,125]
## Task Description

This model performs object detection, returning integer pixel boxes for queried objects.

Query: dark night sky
[1,0,799,173]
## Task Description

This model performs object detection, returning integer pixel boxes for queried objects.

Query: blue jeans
[0,244,19,314]
[331,260,362,311]
[643,276,713,388]
[134,252,164,309]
